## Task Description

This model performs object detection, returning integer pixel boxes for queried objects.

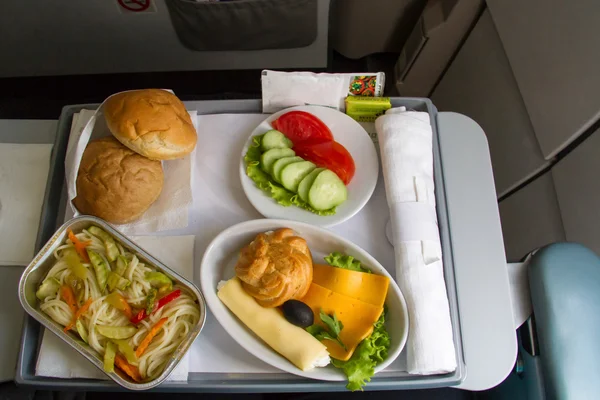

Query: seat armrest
[529,243,600,399]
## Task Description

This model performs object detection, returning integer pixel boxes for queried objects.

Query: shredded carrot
[115,354,142,382]
[64,297,93,333]
[135,317,168,357]
[68,229,91,262]
[60,285,78,314]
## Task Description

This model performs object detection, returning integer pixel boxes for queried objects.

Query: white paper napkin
[375,107,457,375]
[0,143,53,265]
[36,235,195,381]
[1,266,26,382]
[64,91,195,235]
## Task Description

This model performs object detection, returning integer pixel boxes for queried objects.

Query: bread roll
[104,89,197,160]
[73,137,164,224]
[235,228,313,308]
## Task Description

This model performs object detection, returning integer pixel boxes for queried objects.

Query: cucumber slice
[272,156,304,183]
[88,226,119,262]
[308,169,348,211]
[145,271,172,288]
[76,319,89,343]
[107,272,131,291]
[280,161,316,192]
[260,148,295,175]
[115,255,128,276]
[298,168,325,202]
[87,249,109,294]
[103,341,117,373]
[261,130,293,151]
[36,277,61,300]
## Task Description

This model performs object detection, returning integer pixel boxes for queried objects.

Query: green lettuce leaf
[244,135,336,215]
[324,252,371,273]
[331,309,391,391]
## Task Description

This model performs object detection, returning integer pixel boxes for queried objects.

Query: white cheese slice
[217,277,330,371]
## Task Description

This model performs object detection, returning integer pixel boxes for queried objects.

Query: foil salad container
[18,216,206,390]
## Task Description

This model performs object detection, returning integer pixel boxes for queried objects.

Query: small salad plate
[239,105,379,228]
[200,219,409,382]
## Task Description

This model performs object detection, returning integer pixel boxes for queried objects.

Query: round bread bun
[103,89,197,160]
[73,136,164,224]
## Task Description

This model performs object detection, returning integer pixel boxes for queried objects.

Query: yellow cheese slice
[300,283,384,361]
[312,264,390,307]
[217,277,330,371]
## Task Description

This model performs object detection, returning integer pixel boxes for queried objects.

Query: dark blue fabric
[529,243,600,400]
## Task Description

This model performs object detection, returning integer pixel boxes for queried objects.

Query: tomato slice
[293,141,355,185]
[271,111,333,145]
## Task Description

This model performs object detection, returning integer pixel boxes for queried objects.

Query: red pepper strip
[130,289,181,324]
[131,309,146,325]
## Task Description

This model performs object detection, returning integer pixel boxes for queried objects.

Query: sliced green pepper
[113,339,138,364]
[66,274,85,305]
[64,248,88,280]
[157,284,172,296]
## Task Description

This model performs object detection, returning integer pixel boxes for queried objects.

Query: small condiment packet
[64,90,195,235]
[345,96,392,122]
[261,70,385,113]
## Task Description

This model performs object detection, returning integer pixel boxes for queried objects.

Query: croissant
[235,228,313,308]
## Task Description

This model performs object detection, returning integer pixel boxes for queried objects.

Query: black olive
[282,300,314,328]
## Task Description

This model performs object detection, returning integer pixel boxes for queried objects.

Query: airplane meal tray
[16,98,465,392]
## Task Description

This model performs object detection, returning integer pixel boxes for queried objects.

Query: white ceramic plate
[200,219,409,381]
[239,105,379,228]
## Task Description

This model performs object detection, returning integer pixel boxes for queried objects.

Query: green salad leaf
[332,309,391,391]
[324,252,371,273]
[244,135,336,216]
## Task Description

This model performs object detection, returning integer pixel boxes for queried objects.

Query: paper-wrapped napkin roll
[375,107,457,375]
